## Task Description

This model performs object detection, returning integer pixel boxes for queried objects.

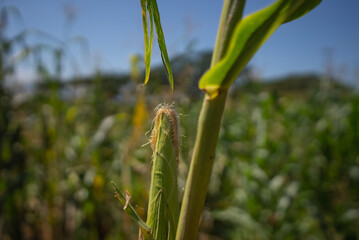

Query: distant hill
[265,73,322,91]
[234,73,352,97]
[265,73,349,91]
[34,51,352,99]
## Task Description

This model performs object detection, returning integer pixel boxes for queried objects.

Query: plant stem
[176,1,245,239]
[176,91,227,240]
[211,0,246,65]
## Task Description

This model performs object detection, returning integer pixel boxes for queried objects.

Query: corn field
[1,1,359,240]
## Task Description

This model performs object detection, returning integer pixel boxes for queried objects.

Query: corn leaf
[111,182,152,238]
[151,0,174,92]
[284,0,322,23]
[199,0,322,99]
[140,0,174,91]
[140,0,154,85]
[211,0,247,65]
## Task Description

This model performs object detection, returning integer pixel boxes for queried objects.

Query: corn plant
[113,104,180,240]
[146,105,180,240]
[178,1,322,239]
[113,0,322,239]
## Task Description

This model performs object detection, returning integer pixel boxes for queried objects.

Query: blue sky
[3,0,359,86]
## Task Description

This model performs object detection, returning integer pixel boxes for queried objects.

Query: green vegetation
[145,105,180,240]
[1,1,359,240]
[178,1,323,239]
[140,0,173,90]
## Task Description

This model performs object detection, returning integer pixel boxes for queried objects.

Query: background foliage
[1,5,358,240]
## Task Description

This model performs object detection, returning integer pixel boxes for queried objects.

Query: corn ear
[146,104,180,240]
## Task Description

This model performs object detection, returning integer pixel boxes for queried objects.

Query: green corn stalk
[176,0,322,239]
[146,104,180,240]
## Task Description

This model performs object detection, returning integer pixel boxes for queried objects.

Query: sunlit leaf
[211,0,247,65]
[199,0,322,99]
[150,0,173,91]
[139,0,173,91]
[140,0,154,85]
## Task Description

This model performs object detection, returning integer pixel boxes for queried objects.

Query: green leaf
[211,0,247,65]
[111,182,152,238]
[284,0,322,23]
[140,0,174,91]
[140,0,154,85]
[199,0,322,99]
[151,0,174,92]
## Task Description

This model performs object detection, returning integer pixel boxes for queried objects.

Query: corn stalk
[176,0,321,239]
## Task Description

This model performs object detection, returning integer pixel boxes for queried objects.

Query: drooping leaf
[199,0,322,99]
[139,0,173,91]
[150,0,174,92]
[140,0,154,85]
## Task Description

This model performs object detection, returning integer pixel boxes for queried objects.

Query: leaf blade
[199,0,322,99]
[284,0,322,23]
[211,0,247,65]
[140,0,154,85]
[111,181,152,237]
[150,0,174,91]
